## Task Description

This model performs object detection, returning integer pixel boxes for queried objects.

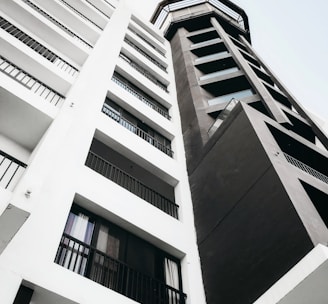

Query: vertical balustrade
[55,233,187,304]
[85,151,179,218]
[0,151,27,191]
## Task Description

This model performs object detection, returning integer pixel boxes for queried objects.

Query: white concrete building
[0,0,206,303]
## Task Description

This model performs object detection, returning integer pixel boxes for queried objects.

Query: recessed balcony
[119,53,168,92]
[0,16,79,77]
[124,37,167,72]
[267,124,328,185]
[102,99,173,157]
[0,55,64,107]
[55,204,186,304]
[85,139,179,218]
[111,72,170,120]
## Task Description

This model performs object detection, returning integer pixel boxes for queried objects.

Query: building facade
[0,0,327,304]
[151,1,328,304]
[0,0,206,303]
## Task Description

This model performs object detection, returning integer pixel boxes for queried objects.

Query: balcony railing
[119,53,168,92]
[128,27,166,57]
[21,0,92,49]
[85,0,111,19]
[55,233,186,304]
[0,150,27,191]
[102,104,173,157]
[283,152,328,184]
[124,38,167,72]
[58,0,103,30]
[86,151,179,218]
[0,56,64,106]
[0,16,78,76]
[111,73,170,120]
[152,0,246,31]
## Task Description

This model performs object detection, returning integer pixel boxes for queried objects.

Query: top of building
[151,0,250,33]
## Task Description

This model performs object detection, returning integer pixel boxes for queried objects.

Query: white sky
[124,0,328,124]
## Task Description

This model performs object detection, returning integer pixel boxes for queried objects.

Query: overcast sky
[124,0,328,125]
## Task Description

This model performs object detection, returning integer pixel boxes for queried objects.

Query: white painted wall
[0,1,207,304]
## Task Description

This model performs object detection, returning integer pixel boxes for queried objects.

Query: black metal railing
[21,0,92,49]
[85,0,111,19]
[0,56,64,106]
[128,27,166,57]
[111,73,170,120]
[102,104,173,157]
[283,153,328,184]
[119,53,168,92]
[0,150,27,191]
[85,151,179,218]
[58,0,103,30]
[55,233,186,304]
[0,16,78,76]
[124,38,167,72]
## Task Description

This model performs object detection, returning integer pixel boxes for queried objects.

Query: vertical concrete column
[239,35,328,150]
[210,18,291,125]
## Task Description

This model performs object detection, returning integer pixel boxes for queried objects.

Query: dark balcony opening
[191,40,226,57]
[187,28,218,44]
[183,15,213,33]
[300,181,328,228]
[267,123,328,182]
[283,111,316,143]
[102,98,173,157]
[248,100,271,117]
[240,50,261,68]
[55,204,186,304]
[86,139,178,218]
[230,36,248,53]
[195,55,236,74]
[250,65,274,86]
[13,285,34,304]
[112,72,170,120]
[264,84,291,109]
[202,74,251,97]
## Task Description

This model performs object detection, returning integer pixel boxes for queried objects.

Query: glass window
[200,67,239,80]
[208,89,254,106]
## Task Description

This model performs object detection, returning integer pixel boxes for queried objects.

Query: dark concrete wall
[189,108,314,304]
[171,28,215,172]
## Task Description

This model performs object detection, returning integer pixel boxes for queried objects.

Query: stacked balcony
[85,139,178,218]
[102,99,173,157]
[111,72,170,120]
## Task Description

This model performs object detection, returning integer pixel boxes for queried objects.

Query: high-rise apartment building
[0,1,327,304]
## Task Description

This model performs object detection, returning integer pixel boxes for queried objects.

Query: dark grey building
[152,1,328,303]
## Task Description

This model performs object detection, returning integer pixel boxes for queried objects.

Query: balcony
[55,205,186,304]
[128,26,166,57]
[0,16,78,77]
[0,55,64,106]
[112,72,170,120]
[284,153,328,184]
[0,150,26,191]
[21,0,93,49]
[102,102,173,157]
[267,123,328,185]
[85,139,178,218]
[124,38,167,72]
[119,53,168,92]
[58,0,103,30]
